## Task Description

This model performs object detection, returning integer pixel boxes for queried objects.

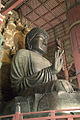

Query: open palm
[54,50,64,73]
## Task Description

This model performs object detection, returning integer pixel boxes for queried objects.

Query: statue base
[1,91,80,115]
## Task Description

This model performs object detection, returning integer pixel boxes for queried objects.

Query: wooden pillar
[65,0,80,88]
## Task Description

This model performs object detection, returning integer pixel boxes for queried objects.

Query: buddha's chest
[30,51,51,73]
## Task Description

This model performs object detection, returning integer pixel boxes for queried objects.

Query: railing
[0,108,80,120]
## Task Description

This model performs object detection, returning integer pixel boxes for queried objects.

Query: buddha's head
[25,27,49,55]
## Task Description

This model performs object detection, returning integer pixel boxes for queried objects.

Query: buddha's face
[31,33,48,54]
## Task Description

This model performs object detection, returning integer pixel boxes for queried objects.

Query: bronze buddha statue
[2,28,80,115]
[10,27,73,95]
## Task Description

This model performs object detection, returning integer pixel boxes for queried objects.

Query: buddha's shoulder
[15,49,30,57]
[16,49,51,66]
[30,51,52,66]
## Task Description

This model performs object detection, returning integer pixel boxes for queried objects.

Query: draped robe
[11,49,53,94]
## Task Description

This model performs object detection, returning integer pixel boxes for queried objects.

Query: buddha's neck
[32,49,43,56]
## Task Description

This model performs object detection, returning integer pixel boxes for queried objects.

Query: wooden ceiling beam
[38,0,64,23]
[25,1,52,27]
[31,1,64,24]
[0,0,24,15]
[24,0,49,16]
[40,12,65,28]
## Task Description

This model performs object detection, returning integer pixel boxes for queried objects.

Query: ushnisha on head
[25,27,49,55]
